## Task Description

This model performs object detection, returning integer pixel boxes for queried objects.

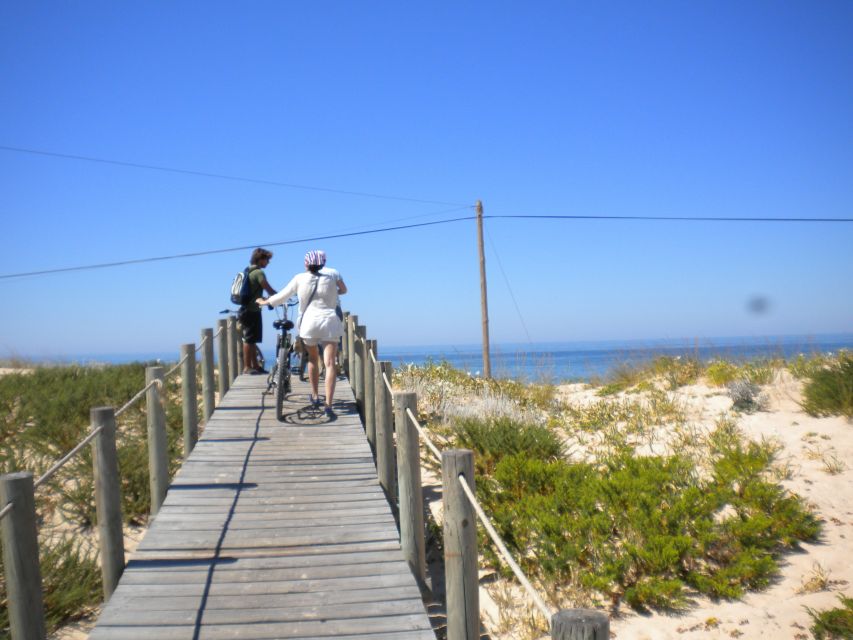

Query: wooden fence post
[342,311,350,377]
[200,328,215,421]
[227,315,239,383]
[365,339,377,449]
[551,610,609,639]
[375,361,396,508]
[0,472,46,640]
[443,448,479,640]
[217,319,230,397]
[394,391,426,590]
[354,324,366,417]
[181,343,198,458]
[145,366,168,515]
[347,315,358,391]
[91,407,125,599]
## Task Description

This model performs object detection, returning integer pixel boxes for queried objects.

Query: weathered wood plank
[90,373,433,639]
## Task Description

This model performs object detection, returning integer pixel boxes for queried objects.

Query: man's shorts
[239,309,262,344]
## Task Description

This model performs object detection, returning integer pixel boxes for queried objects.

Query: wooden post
[342,311,351,377]
[0,472,46,640]
[375,361,396,507]
[200,328,215,421]
[443,448,479,640]
[354,324,366,417]
[145,366,168,516]
[91,407,125,599]
[217,319,230,397]
[476,200,491,379]
[551,610,609,639]
[365,339,377,449]
[227,315,239,383]
[394,391,426,590]
[347,315,358,391]
[180,344,198,458]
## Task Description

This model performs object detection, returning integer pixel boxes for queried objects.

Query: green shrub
[807,594,853,639]
[449,416,564,475]
[705,361,740,386]
[801,353,853,418]
[475,426,819,612]
[652,356,701,389]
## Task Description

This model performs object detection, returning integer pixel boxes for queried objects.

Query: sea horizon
[8,331,852,383]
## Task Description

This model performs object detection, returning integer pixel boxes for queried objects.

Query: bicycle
[266,297,299,421]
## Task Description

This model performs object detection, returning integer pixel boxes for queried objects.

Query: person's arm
[257,276,296,307]
[260,274,277,296]
[336,277,347,295]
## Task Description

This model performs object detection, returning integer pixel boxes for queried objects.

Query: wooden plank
[90,373,433,639]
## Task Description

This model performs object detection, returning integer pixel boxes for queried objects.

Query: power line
[0,144,467,207]
[485,226,533,345]
[0,215,477,280]
[489,214,853,223]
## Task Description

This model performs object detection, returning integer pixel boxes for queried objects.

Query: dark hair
[251,248,273,265]
[307,265,322,274]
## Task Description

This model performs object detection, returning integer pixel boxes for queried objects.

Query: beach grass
[0,361,197,634]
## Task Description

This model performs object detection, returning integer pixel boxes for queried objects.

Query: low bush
[807,594,853,639]
[474,423,819,612]
[727,379,766,412]
[801,352,853,418]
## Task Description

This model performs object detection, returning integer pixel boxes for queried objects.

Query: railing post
[347,314,358,391]
[551,610,609,639]
[375,361,396,508]
[365,339,377,449]
[200,328,215,421]
[217,319,230,397]
[145,366,168,515]
[181,343,198,458]
[443,448,479,640]
[354,324,366,416]
[91,407,125,599]
[0,472,47,640]
[227,315,239,383]
[394,391,426,590]
[342,311,351,377]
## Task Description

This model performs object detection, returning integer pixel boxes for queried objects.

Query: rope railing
[33,425,105,490]
[0,501,13,521]
[405,407,442,462]
[164,352,189,378]
[195,333,209,352]
[115,378,161,417]
[458,474,554,623]
[382,370,393,394]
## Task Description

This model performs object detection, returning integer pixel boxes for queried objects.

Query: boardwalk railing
[341,311,610,640]
[0,316,247,640]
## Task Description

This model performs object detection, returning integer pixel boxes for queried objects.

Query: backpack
[230,266,254,306]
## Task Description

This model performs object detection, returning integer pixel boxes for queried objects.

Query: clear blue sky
[1,1,851,359]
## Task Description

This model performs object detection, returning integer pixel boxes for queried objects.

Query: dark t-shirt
[245,266,267,311]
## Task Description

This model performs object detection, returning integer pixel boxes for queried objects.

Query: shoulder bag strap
[297,275,321,331]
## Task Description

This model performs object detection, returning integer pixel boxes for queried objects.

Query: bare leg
[323,342,338,408]
[306,344,321,401]
[242,342,258,372]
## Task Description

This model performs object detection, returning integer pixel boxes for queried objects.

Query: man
[240,248,276,374]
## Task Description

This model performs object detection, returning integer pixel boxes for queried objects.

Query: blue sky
[1,1,851,359]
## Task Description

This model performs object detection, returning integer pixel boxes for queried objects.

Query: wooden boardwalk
[89,372,435,639]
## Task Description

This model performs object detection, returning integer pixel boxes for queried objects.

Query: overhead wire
[0,144,467,207]
[0,214,477,280]
[484,226,533,345]
[489,214,853,223]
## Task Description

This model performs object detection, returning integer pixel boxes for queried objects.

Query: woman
[257,250,347,417]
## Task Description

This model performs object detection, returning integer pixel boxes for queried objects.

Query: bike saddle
[273,319,295,331]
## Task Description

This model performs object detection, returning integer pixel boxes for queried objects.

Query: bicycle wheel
[275,345,290,421]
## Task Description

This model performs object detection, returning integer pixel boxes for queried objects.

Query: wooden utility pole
[476,200,491,378]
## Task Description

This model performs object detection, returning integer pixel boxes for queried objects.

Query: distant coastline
[11,332,853,383]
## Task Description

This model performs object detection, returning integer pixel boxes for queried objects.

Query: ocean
[380,334,853,382]
[25,334,853,383]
